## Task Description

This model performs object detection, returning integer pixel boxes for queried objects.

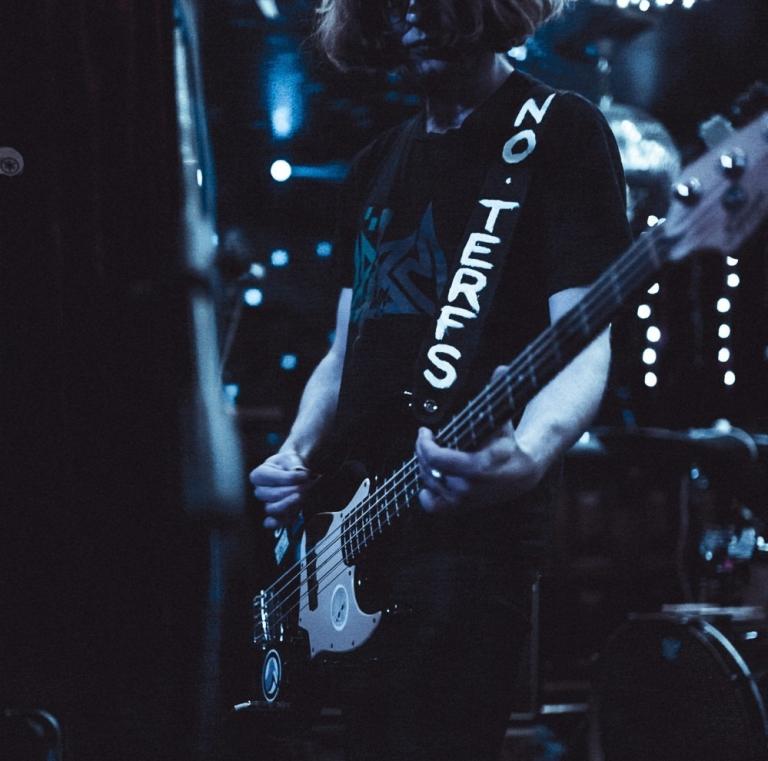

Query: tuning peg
[673,178,702,206]
[719,148,747,180]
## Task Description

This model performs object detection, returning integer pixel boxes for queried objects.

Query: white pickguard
[298,478,381,658]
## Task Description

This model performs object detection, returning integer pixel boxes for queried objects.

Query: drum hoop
[608,613,768,745]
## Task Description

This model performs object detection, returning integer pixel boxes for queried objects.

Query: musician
[250,0,631,757]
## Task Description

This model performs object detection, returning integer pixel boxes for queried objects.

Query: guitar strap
[405,82,558,425]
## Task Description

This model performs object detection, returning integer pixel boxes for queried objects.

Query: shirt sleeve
[535,92,633,295]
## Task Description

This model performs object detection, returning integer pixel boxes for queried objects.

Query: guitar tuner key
[719,149,747,179]
[673,178,702,206]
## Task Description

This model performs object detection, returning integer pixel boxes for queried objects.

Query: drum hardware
[569,425,767,605]
[596,609,768,761]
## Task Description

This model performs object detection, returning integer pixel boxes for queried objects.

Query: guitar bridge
[253,588,284,645]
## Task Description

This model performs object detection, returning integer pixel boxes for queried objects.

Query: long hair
[315,0,571,71]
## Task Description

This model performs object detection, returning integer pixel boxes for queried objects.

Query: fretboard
[340,224,674,564]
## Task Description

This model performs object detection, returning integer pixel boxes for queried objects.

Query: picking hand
[249,450,315,529]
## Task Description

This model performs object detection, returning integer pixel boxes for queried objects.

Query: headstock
[661,89,768,264]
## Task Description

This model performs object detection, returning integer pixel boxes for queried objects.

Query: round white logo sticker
[261,649,282,703]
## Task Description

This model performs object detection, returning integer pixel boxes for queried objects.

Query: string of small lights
[613,0,708,10]
[718,256,739,388]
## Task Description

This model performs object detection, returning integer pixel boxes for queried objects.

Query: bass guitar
[242,96,768,712]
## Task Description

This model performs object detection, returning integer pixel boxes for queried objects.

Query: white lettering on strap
[480,199,520,234]
[424,344,462,389]
[422,91,557,391]
[447,268,488,313]
[435,305,476,341]
[502,129,536,165]
[460,232,499,269]
[513,92,556,127]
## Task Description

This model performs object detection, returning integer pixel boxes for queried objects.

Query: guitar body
[298,477,382,658]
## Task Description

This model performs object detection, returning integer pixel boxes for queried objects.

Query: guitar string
[257,226,666,633]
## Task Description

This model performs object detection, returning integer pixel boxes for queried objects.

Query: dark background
[2,0,768,758]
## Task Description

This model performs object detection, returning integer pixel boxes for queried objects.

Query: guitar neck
[341,224,673,562]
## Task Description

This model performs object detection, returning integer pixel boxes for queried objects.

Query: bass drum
[595,611,768,761]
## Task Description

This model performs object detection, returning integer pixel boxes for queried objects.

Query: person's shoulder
[347,115,420,181]
[547,89,612,138]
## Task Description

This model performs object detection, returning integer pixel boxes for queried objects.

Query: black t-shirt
[325,70,631,567]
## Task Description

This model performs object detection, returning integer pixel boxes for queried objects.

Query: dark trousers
[342,554,535,761]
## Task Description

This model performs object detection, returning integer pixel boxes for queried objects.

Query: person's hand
[249,450,315,529]
[415,367,546,513]
[415,422,544,514]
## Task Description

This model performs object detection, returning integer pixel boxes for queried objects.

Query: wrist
[279,440,311,466]
[514,428,555,484]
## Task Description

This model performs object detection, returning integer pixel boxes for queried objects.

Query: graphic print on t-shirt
[351,203,448,325]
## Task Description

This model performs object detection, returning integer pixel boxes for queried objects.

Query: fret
[484,393,495,429]
[577,301,590,336]
[609,268,623,305]
[646,229,663,269]
[467,415,478,448]
[365,514,373,543]
[549,329,563,366]
[526,353,538,390]
[503,373,514,408]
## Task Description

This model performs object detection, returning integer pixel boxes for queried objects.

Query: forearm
[280,289,351,464]
[515,327,611,476]
[280,351,343,463]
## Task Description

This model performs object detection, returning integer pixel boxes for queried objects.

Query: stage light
[249,263,267,280]
[223,384,239,405]
[244,288,263,307]
[642,348,657,365]
[316,241,333,258]
[647,282,660,295]
[727,273,740,288]
[508,45,528,61]
[196,169,203,187]
[718,347,731,363]
[726,257,739,266]
[646,326,661,343]
[256,0,279,19]
[637,304,652,319]
[280,354,298,371]
[272,106,293,139]
[724,371,736,386]
[647,215,661,227]
[271,249,290,267]
[717,297,731,313]
[718,324,731,339]
[644,372,658,388]
[271,160,292,182]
